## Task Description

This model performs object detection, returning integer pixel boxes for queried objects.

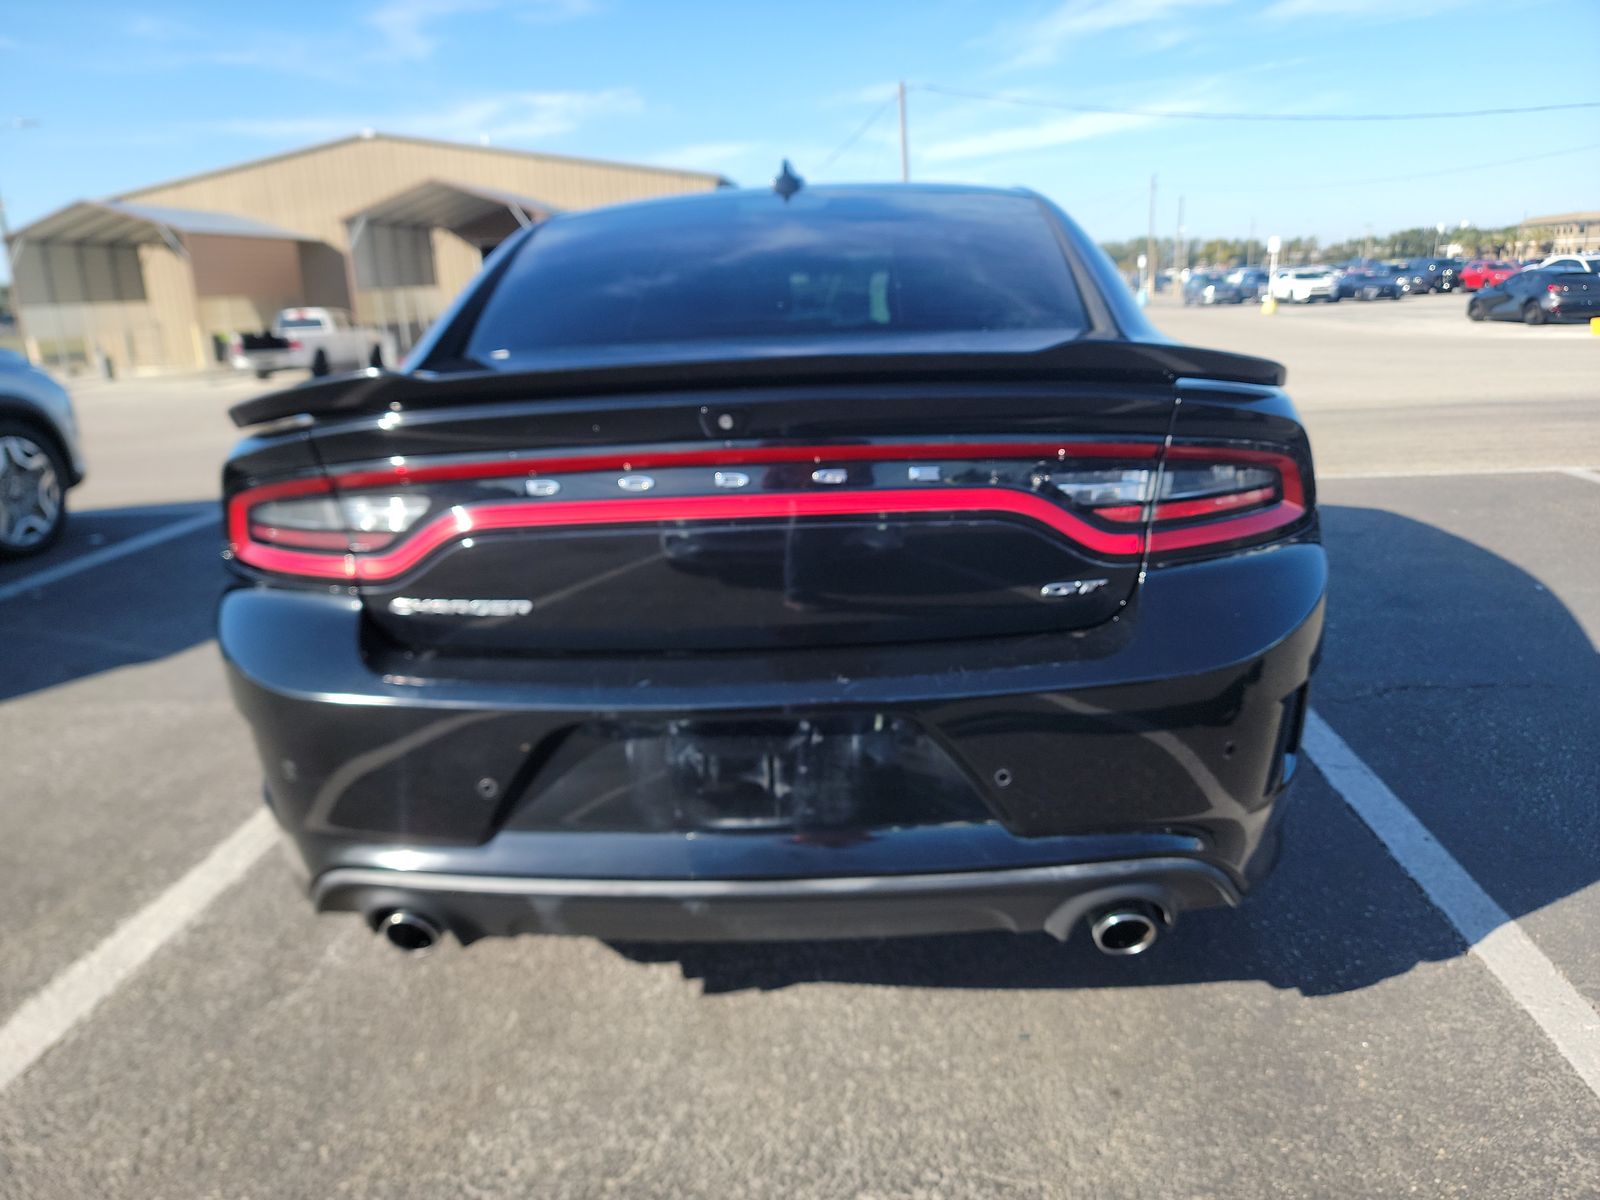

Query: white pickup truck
[229,308,389,379]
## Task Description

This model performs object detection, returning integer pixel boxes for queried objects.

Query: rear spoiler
[229,339,1287,429]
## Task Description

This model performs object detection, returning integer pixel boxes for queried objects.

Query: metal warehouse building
[5,132,727,375]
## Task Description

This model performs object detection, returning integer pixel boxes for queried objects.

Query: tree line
[1101,225,1552,272]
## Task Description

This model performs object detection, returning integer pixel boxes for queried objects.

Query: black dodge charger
[221,181,1325,957]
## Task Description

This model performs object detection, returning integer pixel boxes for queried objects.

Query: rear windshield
[277,317,326,330]
[465,190,1088,361]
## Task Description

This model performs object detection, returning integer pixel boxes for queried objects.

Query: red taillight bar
[227,440,1309,580]
[236,489,1147,581]
[329,440,1163,492]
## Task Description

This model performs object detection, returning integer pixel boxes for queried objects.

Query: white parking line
[1562,467,1600,487]
[0,511,215,605]
[0,810,276,1094]
[3,706,1595,1101]
[1303,710,1600,1098]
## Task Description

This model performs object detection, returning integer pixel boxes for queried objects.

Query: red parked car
[1460,260,1520,291]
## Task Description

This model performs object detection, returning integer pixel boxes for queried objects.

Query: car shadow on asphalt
[606,504,1599,998]
[0,502,222,702]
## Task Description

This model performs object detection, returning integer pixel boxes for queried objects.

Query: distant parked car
[229,307,388,380]
[1182,270,1242,305]
[0,349,85,558]
[1226,266,1270,300]
[1459,260,1520,291]
[1535,254,1600,274]
[1395,258,1463,293]
[1335,264,1405,300]
[1466,269,1600,325]
[1270,267,1340,303]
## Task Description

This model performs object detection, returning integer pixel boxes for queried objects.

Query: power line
[815,95,899,175]
[915,82,1600,122]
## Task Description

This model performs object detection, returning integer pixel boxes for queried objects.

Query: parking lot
[1,290,1597,1197]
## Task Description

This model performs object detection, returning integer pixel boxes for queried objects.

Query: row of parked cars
[1180,253,1600,323]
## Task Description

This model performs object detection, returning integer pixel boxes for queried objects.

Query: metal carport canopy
[7,200,318,249]
[345,179,561,246]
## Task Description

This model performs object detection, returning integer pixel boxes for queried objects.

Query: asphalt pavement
[0,296,1596,1198]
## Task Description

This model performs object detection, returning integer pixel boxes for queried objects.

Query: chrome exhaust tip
[1088,902,1163,956]
[377,909,442,953]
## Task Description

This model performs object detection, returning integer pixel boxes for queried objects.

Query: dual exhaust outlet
[372,898,1167,956]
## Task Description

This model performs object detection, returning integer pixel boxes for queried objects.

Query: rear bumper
[315,857,1240,944]
[221,541,1325,941]
[231,351,305,373]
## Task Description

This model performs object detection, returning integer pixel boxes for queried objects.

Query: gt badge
[1039,579,1109,599]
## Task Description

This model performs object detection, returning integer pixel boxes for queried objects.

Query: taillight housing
[1074,446,1306,556]
[226,440,1309,581]
[227,478,436,578]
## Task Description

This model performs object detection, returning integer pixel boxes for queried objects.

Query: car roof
[552,181,1042,225]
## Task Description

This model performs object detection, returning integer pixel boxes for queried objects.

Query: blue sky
[2,0,1597,275]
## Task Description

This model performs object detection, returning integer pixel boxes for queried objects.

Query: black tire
[0,418,70,560]
[1467,300,1486,322]
[1521,301,1545,326]
[311,349,330,377]
[254,369,272,381]
[369,344,384,369]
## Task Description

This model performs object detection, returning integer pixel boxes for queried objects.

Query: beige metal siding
[14,135,722,372]
[122,135,722,251]
[122,135,722,345]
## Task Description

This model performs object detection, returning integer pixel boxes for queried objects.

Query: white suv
[1270,268,1340,304]
[1536,255,1599,274]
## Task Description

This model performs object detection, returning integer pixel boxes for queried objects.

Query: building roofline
[1518,211,1600,225]
[115,131,733,201]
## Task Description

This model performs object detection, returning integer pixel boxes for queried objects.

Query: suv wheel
[0,422,68,559]
[1521,300,1545,326]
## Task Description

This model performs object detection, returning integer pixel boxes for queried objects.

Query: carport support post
[346,215,369,331]
[3,222,35,364]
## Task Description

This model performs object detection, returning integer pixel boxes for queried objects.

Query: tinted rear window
[466,190,1088,360]
[277,317,326,330]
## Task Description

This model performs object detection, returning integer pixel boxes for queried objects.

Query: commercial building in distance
[6,132,728,375]
[1517,210,1600,258]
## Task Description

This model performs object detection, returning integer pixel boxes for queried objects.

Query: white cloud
[1264,0,1466,16]
[821,81,901,109]
[648,141,759,170]
[997,0,1234,69]
[364,0,597,61]
[124,15,199,41]
[915,74,1236,168]
[215,87,642,145]
[922,110,1157,164]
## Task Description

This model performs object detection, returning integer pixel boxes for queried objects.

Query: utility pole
[1247,215,1256,267]
[1146,174,1157,296]
[1175,194,1186,278]
[897,81,910,183]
